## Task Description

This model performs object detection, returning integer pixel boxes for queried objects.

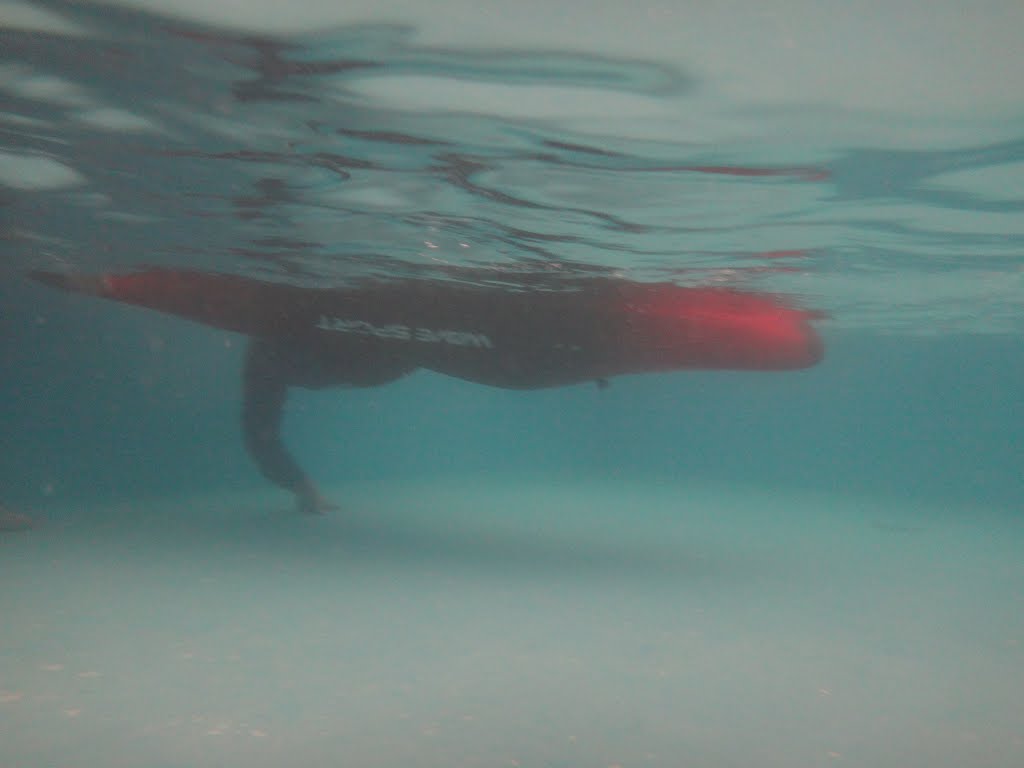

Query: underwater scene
[2,1,1023,766]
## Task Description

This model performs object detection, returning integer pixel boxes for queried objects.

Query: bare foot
[294,481,339,515]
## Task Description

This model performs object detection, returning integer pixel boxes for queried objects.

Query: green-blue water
[2,2,1023,767]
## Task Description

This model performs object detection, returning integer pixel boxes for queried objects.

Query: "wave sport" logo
[316,315,494,349]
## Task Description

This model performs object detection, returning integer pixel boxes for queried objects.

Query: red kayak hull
[31,268,823,377]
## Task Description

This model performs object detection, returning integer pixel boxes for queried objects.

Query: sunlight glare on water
[2,0,1023,333]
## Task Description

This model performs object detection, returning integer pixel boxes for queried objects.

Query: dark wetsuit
[242,335,416,493]
[31,268,823,500]
[238,278,629,493]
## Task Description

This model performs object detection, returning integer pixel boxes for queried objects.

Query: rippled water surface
[3,0,1023,332]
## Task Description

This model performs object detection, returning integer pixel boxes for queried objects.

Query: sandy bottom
[1,477,1022,768]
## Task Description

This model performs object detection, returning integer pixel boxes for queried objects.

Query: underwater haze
[2,1,1024,766]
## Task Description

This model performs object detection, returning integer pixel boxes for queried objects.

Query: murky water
[2,2,1023,766]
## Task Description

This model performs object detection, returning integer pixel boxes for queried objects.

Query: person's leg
[242,338,332,512]
[241,336,415,513]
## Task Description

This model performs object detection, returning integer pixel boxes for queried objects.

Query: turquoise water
[2,2,1023,767]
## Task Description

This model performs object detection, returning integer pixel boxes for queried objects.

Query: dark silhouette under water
[32,269,824,513]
